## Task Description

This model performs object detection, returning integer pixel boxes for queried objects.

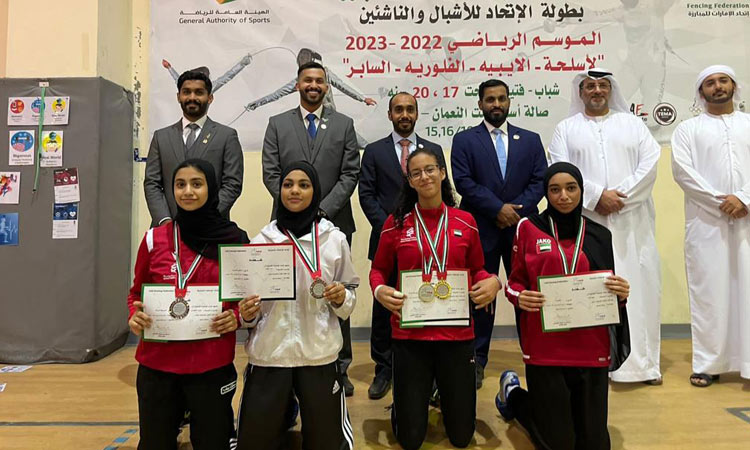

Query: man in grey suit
[145,70,243,227]
[262,61,360,395]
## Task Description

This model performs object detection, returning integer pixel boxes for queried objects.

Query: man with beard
[451,79,548,389]
[671,65,750,387]
[262,61,360,395]
[145,70,243,227]
[359,92,444,399]
[549,68,662,385]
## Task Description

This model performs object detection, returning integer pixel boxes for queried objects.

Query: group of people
[127,60,749,450]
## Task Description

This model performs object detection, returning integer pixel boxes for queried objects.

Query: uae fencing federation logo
[653,103,677,126]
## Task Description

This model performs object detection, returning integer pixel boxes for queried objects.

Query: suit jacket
[359,134,444,260]
[144,116,244,227]
[451,122,547,251]
[262,106,360,237]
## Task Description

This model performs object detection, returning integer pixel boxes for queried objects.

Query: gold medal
[417,282,435,302]
[435,280,452,299]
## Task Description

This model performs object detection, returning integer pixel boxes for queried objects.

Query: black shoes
[367,376,392,400]
[476,364,485,390]
[341,374,354,397]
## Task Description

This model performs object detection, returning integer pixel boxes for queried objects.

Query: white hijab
[568,67,629,117]
[695,64,742,111]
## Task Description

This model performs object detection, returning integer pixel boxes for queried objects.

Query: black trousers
[391,339,476,450]
[338,232,354,375]
[236,362,353,450]
[136,363,237,450]
[370,267,398,380]
[473,237,514,367]
[508,365,610,450]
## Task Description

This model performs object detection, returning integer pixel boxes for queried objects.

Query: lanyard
[173,223,204,298]
[548,216,585,275]
[285,221,322,280]
[413,204,449,281]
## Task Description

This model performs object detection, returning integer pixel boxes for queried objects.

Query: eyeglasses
[581,81,611,92]
[408,164,440,179]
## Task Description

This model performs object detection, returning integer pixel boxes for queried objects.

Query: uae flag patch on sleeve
[536,238,552,253]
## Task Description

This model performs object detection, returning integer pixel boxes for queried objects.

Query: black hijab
[172,159,249,259]
[527,162,631,371]
[276,161,322,237]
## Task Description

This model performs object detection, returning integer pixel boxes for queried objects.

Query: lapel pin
[418,143,424,149]
[513,134,520,140]
[202,133,211,144]
[321,124,327,130]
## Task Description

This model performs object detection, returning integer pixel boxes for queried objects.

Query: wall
[4,0,691,328]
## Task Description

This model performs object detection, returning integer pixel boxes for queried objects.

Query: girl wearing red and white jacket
[127,159,249,450]
[495,162,631,450]
[370,147,501,450]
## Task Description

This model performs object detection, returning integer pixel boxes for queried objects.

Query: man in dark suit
[262,61,360,395]
[451,79,547,389]
[359,92,444,399]
[145,70,243,227]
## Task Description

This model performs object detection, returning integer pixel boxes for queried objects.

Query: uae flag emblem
[537,240,552,253]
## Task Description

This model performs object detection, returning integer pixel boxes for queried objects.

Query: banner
[149,0,749,149]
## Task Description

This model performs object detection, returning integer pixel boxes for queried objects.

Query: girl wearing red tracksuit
[495,162,631,450]
[127,159,249,450]
[369,147,501,450]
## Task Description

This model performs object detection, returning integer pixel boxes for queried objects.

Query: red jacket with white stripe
[506,218,610,367]
[127,222,239,374]
[369,204,493,341]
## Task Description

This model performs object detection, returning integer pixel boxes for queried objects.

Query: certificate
[219,243,296,301]
[141,284,222,341]
[399,270,471,328]
[538,271,620,332]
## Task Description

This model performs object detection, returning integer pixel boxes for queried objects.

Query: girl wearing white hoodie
[236,161,359,450]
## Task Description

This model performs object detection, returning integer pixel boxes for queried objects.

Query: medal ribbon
[285,221,322,280]
[548,216,585,275]
[413,204,449,282]
[173,223,204,297]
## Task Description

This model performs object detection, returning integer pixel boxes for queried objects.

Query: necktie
[493,129,507,178]
[185,123,199,149]
[306,113,317,139]
[399,139,410,175]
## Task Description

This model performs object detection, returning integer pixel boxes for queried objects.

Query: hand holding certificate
[140,284,225,341]
[538,271,621,332]
[219,244,296,301]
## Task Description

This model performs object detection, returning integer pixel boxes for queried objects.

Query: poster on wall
[8,96,70,126]
[149,0,749,148]
[52,203,79,239]
[0,213,19,246]
[53,168,80,204]
[8,130,34,166]
[0,172,20,205]
[40,131,63,168]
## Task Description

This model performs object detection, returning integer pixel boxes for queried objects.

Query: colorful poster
[8,130,35,166]
[40,130,63,167]
[53,203,79,239]
[7,96,70,126]
[0,172,20,204]
[150,1,749,147]
[53,168,80,204]
[0,213,19,246]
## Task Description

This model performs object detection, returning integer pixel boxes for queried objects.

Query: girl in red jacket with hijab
[127,159,249,450]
